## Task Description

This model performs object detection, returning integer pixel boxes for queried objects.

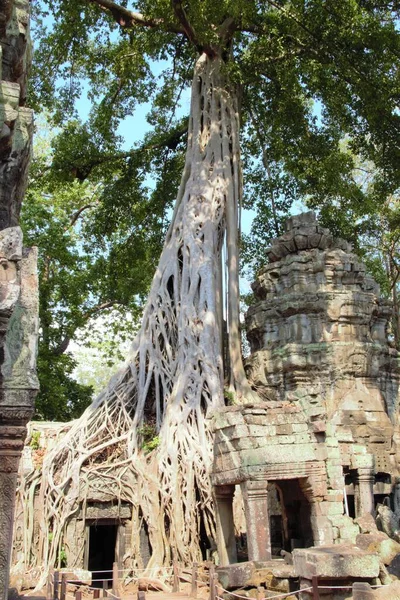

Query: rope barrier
[262,589,313,599]
[318,584,385,590]
[216,590,251,599]
[55,562,392,600]
[216,588,313,600]
[217,583,314,599]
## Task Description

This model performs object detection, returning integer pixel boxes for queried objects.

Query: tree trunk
[18,52,254,580]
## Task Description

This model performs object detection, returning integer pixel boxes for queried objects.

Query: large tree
[19,0,400,576]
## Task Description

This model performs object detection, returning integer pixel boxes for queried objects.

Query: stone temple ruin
[212,212,400,593]
[12,212,400,597]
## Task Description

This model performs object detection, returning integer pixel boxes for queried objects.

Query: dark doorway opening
[344,470,356,518]
[88,522,118,587]
[270,479,314,555]
[139,512,152,567]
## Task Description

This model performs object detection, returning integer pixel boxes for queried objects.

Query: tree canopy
[28,0,400,418]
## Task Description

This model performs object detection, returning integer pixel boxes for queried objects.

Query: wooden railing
[47,564,388,600]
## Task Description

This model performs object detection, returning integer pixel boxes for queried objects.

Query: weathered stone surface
[356,533,400,566]
[293,545,380,579]
[376,505,400,542]
[354,580,400,599]
[216,560,295,590]
[0,239,38,600]
[0,1,33,231]
[387,552,400,578]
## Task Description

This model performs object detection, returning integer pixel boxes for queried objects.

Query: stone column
[241,480,271,561]
[355,467,375,517]
[0,243,39,600]
[214,485,237,565]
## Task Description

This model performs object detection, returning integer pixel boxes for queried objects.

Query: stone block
[216,424,249,440]
[319,501,344,516]
[310,420,326,433]
[351,453,374,468]
[244,414,267,425]
[387,553,400,579]
[248,424,269,437]
[325,491,344,503]
[268,412,304,425]
[356,533,400,568]
[335,428,355,442]
[292,423,308,433]
[293,545,380,579]
[276,424,293,435]
[309,517,335,545]
[216,560,295,590]
[355,513,379,534]
[325,446,341,458]
[326,465,344,480]
[231,438,257,451]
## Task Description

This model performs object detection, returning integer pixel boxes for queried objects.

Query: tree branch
[52,301,118,356]
[87,0,184,33]
[171,0,216,56]
[66,123,188,181]
[219,17,237,44]
[69,204,95,228]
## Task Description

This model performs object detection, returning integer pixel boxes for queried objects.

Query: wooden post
[214,573,222,600]
[172,561,180,592]
[103,579,108,597]
[75,591,82,600]
[60,573,67,600]
[311,576,320,600]
[93,589,100,599]
[46,572,53,600]
[112,562,119,597]
[209,565,215,600]
[53,571,60,600]
[191,562,198,598]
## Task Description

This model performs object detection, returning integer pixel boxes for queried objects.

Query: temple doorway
[268,479,314,555]
[87,521,118,587]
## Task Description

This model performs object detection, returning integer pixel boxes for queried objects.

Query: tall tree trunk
[18,52,254,580]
